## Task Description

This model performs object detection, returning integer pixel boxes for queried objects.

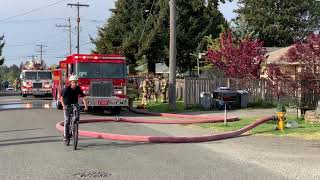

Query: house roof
[265,46,295,65]
[155,63,169,74]
[265,47,282,53]
[135,63,148,72]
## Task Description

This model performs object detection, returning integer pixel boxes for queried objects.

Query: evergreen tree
[231,15,259,40]
[93,0,228,73]
[236,0,320,47]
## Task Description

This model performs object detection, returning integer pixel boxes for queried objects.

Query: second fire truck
[20,59,53,97]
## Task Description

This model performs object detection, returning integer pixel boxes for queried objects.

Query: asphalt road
[0,96,319,180]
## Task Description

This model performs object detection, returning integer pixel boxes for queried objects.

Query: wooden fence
[130,76,319,109]
[182,77,316,108]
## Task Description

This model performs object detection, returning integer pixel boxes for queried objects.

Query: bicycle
[65,104,80,150]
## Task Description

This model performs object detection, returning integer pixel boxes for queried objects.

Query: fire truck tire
[22,94,27,98]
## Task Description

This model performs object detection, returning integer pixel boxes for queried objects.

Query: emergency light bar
[74,55,125,60]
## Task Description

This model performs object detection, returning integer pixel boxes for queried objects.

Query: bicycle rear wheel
[73,121,79,150]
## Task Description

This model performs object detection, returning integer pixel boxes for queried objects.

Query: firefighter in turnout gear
[154,76,161,102]
[160,76,168,103]
[13,78,18,91]
[148,76,156,102]
[141,76,151,105]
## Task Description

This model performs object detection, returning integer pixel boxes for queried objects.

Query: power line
[6,38,67,48]
[0,0,68,22]
[6,30,67,47]
[0,18,104,24]
[0,18,66,24]
[56,18,72,55]
[80,41,92,46]
[6,43,36,47]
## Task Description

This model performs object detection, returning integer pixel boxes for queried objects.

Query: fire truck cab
[53,54,128,115]
[20,60,53,97]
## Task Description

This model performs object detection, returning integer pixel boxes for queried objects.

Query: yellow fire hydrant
[276,103,286,131]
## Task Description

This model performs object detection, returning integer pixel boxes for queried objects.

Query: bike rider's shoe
[63,134,71,145]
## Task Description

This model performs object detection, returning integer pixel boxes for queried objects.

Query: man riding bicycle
[61,75,88,142]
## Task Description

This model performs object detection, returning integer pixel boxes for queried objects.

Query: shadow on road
[0,135,59,143]
[0,128,44,133]
[0,136,62,147]
[0,135,124,150]
[79,141,153,150]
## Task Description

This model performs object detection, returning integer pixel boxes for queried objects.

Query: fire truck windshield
[24,71,52,80]
[77,63,126,78]
[38,72,52,79]
[24,72,37,79]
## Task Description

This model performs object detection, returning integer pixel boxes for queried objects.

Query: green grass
[137,101,201,113]
[200,115,320,139]
[247,99,277,109]
[145,101,185,113]
[133,100,206,113]
[134,100,320,139]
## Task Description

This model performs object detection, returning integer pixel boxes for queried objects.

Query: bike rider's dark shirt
[62,86,85,105]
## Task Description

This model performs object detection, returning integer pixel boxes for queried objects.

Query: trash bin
[237,90,248,108]
[211,89,238,110]
[200,92,213,110]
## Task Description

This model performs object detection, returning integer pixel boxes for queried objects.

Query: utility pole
[36,44,47,61]
[56,18,72,55]
[169,0,177,111]
[67,2,89,54]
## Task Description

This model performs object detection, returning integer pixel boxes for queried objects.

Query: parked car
[6,85,14,91]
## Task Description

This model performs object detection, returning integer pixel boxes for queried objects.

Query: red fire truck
[20,59,53,97]
[53,54,128,114]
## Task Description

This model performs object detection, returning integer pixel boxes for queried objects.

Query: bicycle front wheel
[73,122,79,150]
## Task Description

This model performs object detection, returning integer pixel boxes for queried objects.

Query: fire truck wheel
[111,107,121,115]
[22,94,27,98]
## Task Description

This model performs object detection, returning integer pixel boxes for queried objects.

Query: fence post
[184,77,187,109]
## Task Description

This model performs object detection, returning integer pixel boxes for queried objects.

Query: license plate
[97,99,109,106]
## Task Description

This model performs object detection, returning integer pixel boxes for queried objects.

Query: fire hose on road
[56,107,275,143]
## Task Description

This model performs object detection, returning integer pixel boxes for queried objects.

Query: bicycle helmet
[69,75,78,81]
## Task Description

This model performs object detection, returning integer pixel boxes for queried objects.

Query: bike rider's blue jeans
[63,104,80,138]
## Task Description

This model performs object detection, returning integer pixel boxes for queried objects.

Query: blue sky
[0,0,237,66]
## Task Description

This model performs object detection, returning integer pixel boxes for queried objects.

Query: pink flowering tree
[206,30,291,102]
[284,33,320,108]
[206,30,266,80]
[285,33,320,91]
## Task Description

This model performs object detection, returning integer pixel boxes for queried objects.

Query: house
[262,46,300,79]
[263,46,319,111]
